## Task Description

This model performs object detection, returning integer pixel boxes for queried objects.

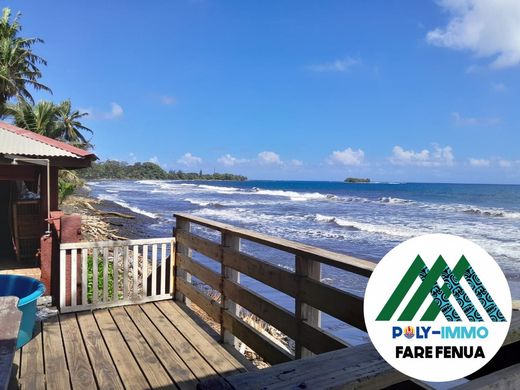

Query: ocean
[87,180,520,344]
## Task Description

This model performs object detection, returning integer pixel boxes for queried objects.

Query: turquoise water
[88,180,520,343]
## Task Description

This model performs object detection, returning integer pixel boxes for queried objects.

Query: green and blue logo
[376,255,506,323]
[364,234,512,382]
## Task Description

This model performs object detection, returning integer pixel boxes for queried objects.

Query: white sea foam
[312,214,419,238]
[428,203,520,220]
[194,207,300,226]
[379,197,414,204]
[252,189,335,202]
[98,194,158,219]
[185,198,225,208]
[198,184,239,192]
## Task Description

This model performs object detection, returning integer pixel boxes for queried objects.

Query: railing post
[221,232,240,348]
[59,248,66,310]
[175,218,192,304]
[295,255,321,359]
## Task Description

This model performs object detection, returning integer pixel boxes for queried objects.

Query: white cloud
[177,152,202,166]
[328,148,365,166]
[128,152,137,163]
[499,159,520,168]
[308,57,361,72]
[469,158,490,167]
[258,151,282,165]
[290,159,304,167]
[160,95,176,105]
[491,82,506,92]
[451,112,501,127]
[104,102,124,119]
[427,0,520,69]
[390,145,455,167]
[149,156,160,164]
[217,154,248,167]
[79,102,124,120]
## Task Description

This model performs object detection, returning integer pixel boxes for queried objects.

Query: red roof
[0,121,97,159]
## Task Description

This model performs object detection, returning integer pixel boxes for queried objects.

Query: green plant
[0,8,51,107]
[87,254,115,303]
[58,170,84,203]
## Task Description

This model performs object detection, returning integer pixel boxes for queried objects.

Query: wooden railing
[173,213,376,363]
[59,237,175,313]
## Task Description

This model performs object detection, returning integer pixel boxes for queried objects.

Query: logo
[404,326,415,339]
[364,234,511,382]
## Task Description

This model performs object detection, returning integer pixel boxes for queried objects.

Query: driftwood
[81,215,128,241]
[99,211,134,219]
[79,200,134,219]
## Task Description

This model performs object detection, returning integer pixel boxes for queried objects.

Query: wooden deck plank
[16,302,249,390]
[8,347,20,390]
[124,304,199,390]
[76,311,125,390]
[91,310,148,390]
[0,297,21,390]
[42,316,71,390]
[18,321,44,390]
[108,306,173,389]
[155,300,246,376]
[139,303,220,382]
[202,343,404,390]
[60,314,97,390]
[452,363,520,389]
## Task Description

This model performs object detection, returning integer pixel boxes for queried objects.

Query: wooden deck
[9,300,248,390]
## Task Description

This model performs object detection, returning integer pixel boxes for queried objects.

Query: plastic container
[0,275,45,348]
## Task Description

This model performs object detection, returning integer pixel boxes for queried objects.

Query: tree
[7,99,92,149]
[55,99,93,148]
[0,8,51,107]
[7,99,56,135]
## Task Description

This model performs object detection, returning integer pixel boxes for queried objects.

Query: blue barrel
[0,275,45,348]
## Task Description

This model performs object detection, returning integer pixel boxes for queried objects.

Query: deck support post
[221,232,240,349]
[175,219,192,305]
[295,255,321,359]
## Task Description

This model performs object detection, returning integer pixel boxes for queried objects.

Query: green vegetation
[80,160,247,181]
[6,99,93,148]
[344,177,370,183]
[1,8,93,201]
[58,170,84,203]
[0,8,51,107]
[87,254,117,303]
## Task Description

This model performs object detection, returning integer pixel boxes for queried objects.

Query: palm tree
[7,99,92,149]
[0,8,51,107]
[55,99,93,148]
[6,99,57,135]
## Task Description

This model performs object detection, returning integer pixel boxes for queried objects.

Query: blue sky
[6,0,520,183]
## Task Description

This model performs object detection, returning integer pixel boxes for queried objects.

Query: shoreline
[61,188,159,241]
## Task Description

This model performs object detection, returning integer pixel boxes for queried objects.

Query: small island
[344,177,370,183]
[80,160,247,181]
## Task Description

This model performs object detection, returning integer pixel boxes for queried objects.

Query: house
[0,121,96,291]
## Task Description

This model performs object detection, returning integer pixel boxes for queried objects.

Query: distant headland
[344,177,370,183]
[79,160,247,181]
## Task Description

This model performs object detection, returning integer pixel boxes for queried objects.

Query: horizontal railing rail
[59,237,175,313]
[173,213,376,364]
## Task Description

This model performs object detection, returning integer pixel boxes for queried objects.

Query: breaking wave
[312,214,419,238]
[251,189,336,202]
[379,197,414,204]
[98,194,158,219]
